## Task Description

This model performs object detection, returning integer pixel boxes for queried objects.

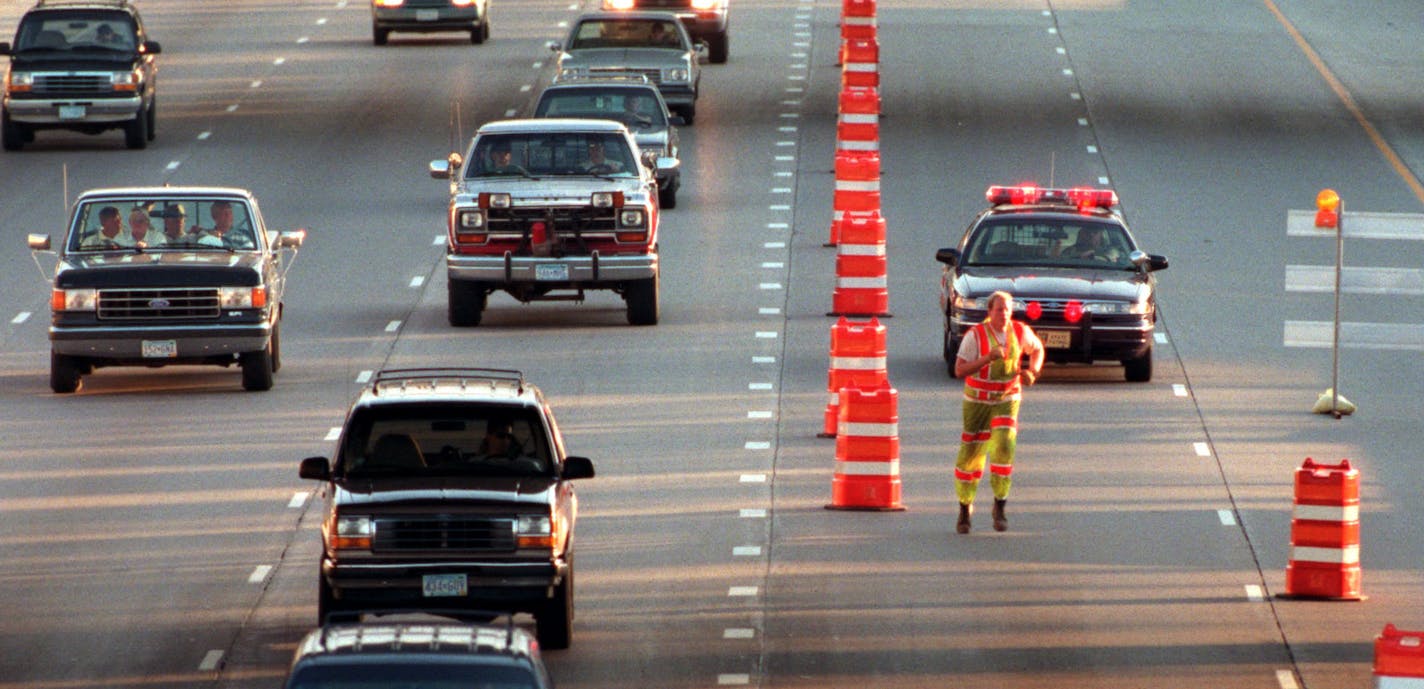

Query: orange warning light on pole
[1314,188,1340,230]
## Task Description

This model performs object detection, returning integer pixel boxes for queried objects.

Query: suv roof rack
[371,368,525,395]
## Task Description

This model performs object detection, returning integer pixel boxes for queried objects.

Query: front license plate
[141,339,177,358]
[58,105,86,120]
[422,573,468,598]
[535,264,569,281]
[1043,331,1071,349]
[415,9,439,20]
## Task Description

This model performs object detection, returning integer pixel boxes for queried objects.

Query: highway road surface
[0,1,1421,688]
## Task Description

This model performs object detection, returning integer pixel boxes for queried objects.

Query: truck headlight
[332,515,374,550]
[516,515,553,548]
[619,209,645,227]
[219,286,266,309]
[458,209,486,229]
[7,71,33,92]
[110,69,139,92]
[52,288,96,312]
[666,68,689,83]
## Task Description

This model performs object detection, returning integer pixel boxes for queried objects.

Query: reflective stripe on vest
[963,321,1024,402]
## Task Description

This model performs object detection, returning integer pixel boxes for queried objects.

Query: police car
[935,185,1169,382]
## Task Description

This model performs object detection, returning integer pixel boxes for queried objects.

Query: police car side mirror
[935,247,960,267]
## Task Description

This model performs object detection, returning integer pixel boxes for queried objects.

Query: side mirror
[0,42,11,56]
[935,247,960,267]
[28,234,52,251]
[429,159,451,180]
[562,456,595,480]
[142,40,162,55]
[546,40,561,53]
[277,229,305,249]
[667,114,686,127]
[654,156,679,173]
[299,456,331,481]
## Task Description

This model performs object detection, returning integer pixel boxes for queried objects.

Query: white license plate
[422,573,468,598]
[535,264,569,281]
[58,105,86,120]
[415,9,439,20]
[141,339,177,358]
[1043,331,1072,349]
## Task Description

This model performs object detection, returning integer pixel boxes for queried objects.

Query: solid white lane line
[1194,442,1211,457]
[740,474,767,483]
[289,491,309,508]
[11,312,30,324]
[724,628,755,639]
[740,508,767,518]
[198,650,223,671]
[325,427,341,441]
[759,307,780,315]
[356,370,373,383]
[385,320,401,332]
[249,565,272,583]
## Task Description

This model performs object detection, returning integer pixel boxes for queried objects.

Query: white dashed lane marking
[385,320,401,332]
[409,276,425,288]
[11,312,30,324]
[744,441,770,450]
[1194,442,1211,457]
[739,474,767,483]
[248,565,272,584]
[325,427,341,441]
[724,628,755,639]
[198,650,223,672]
[1218,509,1236,525]
[288,491,309,508]
[356,370,373,383]
[740,509,767,518]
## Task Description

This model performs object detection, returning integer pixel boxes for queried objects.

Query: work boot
[992,499,1008,532]
[956,503,972,534]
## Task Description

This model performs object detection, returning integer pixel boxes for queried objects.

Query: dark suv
[282,621,554,689]
[299,368,595,649]
[0,0,161,150]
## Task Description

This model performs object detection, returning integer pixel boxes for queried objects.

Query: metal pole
[1331,201,1343,419]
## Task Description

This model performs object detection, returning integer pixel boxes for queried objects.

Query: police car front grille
[97,288,221,320]
[33,74,111,96]
[374,517,517,553]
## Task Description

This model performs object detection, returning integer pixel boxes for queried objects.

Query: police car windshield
[966,220,1134,269]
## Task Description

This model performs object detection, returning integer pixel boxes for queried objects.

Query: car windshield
[14,13,136,52]
[287,661,538,689]
[964,219,1135,269]
[569,18,684,50]
[535,89,666,129]
[67,198,258,252]
[465,132,638,179]
[338,405,552,479]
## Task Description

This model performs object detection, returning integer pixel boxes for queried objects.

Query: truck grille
[374,516,517,553]
[97,288,220,320]
[589,67,661,85]
[33,73,112,96]
[489,206,618,234]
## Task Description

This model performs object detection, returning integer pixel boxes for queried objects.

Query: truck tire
[373,24,390,46]
[317,574,336,625]
[124,107,148,150]
[448,279,487,327]
[707,30,729,64]
[536,566,573,650]
[146,97,157,141]
[50,351,83,393]
[240,346,274,391]
[658,181,677,209]
[625,276,659,326]
[471,19,488,44]
[2,111,25,152]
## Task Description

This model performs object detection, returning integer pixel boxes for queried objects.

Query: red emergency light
[1024,300,1042,321]
[1063,300,1084,323]
[986,185,1118,211]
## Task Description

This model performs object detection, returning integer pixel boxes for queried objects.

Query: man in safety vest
[953,290,1045,534]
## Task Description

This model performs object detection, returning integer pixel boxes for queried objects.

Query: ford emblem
[148,298,171,309]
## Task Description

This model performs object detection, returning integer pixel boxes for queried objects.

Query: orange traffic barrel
[840,0,877,41]
[1375,624,1424,688]
[1282,457,1363,600]
[836,86,880,153]
[827,383,904,511]
[830,211,890,318]
[827,150,881,245]
[820,316,887,437]
[840,37,879,89]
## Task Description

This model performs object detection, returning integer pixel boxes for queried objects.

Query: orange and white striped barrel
[831,211,889,318]
[821,316,887,437]
[827,150,880,245]
[1283,457,1363,600]
[840,37,879,90]
[840,0,877,41]
[827,383,903,511]
[836,86,880,153]
[1375,624,1424,688]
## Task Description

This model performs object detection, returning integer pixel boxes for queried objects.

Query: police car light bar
[986,185,1118,210]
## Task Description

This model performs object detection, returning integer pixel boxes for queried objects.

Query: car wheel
[145,97,156,141]
[269,320,282,374]
[124,107,148,150]
[536,564,573,650]
[658,181,677,209]
[943,326,961,378]
[471,20,487,44]
[240,346,275,391]
[1124,348,1153,382]
[676,105,695,126]
[625,275,659,326]
[317,574,336,625]
[50,351,83,393]
[373,24,390,46]
[448,279,487,327]
[708,30,729,64]
[3,110,27,152]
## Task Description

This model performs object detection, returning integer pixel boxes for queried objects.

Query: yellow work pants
[954,398,1018,505]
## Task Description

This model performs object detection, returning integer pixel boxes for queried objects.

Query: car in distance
[935,185,1169,382]
[0,0,162,151]
[27,186,304,393]
[299,368,596,650]
[602,0,728,64]
[429,118,668,326]
[370,0,491,46]
[548,11,704,124]
[282,621,554,689]
[533,77,683,208]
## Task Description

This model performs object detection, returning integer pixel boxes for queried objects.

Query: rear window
[534,88,666,128]
[338,404,551,478]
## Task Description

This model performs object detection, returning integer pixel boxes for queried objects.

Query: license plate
[58,105,86,120]
[415,9,439,20]
[535,264,569,281]
[1043,331,1071,349]
[141,339,177,358]
[422,573,468,598]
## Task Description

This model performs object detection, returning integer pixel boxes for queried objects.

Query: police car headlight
[619,209,645,227]
[665,68,689,82]
[952,294,990,311]
[1084,301,1149,315]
